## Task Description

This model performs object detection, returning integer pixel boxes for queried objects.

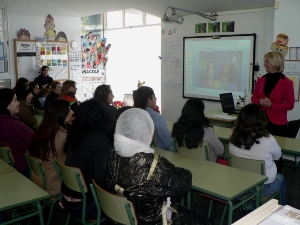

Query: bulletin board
[14,39,70,82]
[284,60,300,101]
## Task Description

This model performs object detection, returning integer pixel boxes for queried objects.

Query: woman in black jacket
[104,108,212,225]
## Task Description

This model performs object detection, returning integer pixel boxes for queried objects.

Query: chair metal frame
[53,159,99,225]
[25,152,59,225]
[90,180,136,225]
[0,146,15,167]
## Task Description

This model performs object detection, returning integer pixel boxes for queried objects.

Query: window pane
[81,14,102,36]
[146,13,161,25]
[107,10,123,29]
[0,7,8,73]
[125,8,143,27]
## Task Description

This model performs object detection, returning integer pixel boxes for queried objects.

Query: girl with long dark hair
[0,88,33,177]
[61,99,112,220]
[28,99,74,196]
[229,103,286,205]
[172,98,224,162]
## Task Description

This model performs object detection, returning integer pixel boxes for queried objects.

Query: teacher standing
[251,51,295,173]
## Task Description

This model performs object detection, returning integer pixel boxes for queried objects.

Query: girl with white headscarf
[104,108,212,225]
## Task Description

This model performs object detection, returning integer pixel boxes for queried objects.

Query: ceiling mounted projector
[166,14,184,23]
[162,6,217,23]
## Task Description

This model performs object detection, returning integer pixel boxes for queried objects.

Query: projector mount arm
[163,6,217,22]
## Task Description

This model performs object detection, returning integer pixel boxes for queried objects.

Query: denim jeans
[61,198,98,220]
[263,173,286,205]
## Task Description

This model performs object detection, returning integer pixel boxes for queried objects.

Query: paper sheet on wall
[0,58,4,73]
[0,42,4,57]
[162,37,183,90]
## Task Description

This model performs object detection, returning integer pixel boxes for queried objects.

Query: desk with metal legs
[152,147,267,225]
[0,171,50,225]
[213,126,300,160]
[173,158,267,225]
[0,159,16,175]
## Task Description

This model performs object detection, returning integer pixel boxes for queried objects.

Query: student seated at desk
[29,81,43,110]
[104,108,213,225]
[133,86,174,152]
[229,103,287,205]
[61,99,112,220]
[172,98,224,162]
[28,99,74,196]
[0,88,32,178]
[15,84,37,129]
[109,106,133,142]
[93,84,117,121]
[44,81,62,109]
[60,80,80,116]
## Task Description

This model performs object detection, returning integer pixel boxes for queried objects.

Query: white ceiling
[52,0,275,18]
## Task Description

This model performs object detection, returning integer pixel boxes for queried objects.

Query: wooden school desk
[174,159,266,225]
[153,146,187,162]
[205,109,237,128]
[0,171,50,225]
[152,147,267,225]
[0,159,16,174]
[213,126,300,165]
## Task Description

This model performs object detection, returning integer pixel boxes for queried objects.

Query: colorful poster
[81,31,102,70]
[36,42,68,68]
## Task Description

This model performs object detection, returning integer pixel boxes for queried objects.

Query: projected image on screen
[198,51,242,91]
[183,34,255,101]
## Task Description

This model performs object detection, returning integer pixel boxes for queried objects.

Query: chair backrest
[0,146,15,167]
[228,153,265,175]
[286,119,300,138]
[90,180,137,225]
[25,152,47,190]
[54,160,88,194]
[36,109,45,116]
[166,122,173,132]
[176,141,210,161]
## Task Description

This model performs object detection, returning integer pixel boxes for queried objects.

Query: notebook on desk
[219,93,241,114]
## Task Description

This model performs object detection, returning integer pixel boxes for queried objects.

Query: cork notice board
[14,39,70,82]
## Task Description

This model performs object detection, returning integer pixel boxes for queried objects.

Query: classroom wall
[1,0,81,87]
[274,0,300,128]
[161,8,275,122]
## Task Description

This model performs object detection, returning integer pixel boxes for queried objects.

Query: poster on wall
[36,42,68,68]
[0,42,4,57]
[14,39,70,81]
[284,60,300,101]
[0,58,5,73]
[15,40,38,81]
[81,31,102,70]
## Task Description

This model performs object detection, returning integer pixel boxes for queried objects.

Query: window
[105,9,161,29]
[146,13,161,25]
[106,10,123,29]
[125,8,143,27]
[0,6,9,73]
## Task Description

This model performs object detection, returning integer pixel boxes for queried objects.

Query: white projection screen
[183,34,256,101]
